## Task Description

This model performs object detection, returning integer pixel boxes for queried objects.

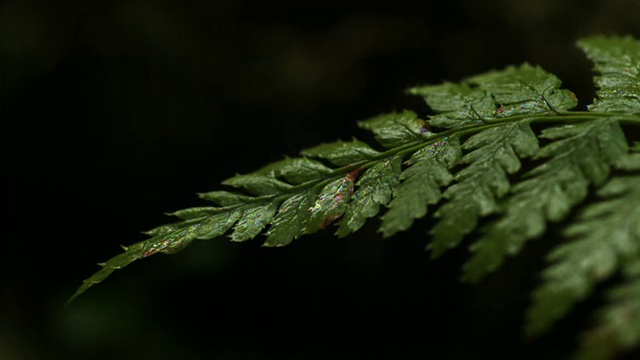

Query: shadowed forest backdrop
[3,0,640,359]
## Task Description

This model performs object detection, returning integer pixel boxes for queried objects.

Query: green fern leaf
[357,110,431,148]
[301,139,380,166]
[263,189,318,247]
[463,119,628,282]
[413,64,576,257]
[578,36,640,113]
[379,137,461,238]
[410,63,577,129]
[409,82,494,128]
[252,157,333,184]
[230,201,280,242]
[168,206,223,220]
[197,190,254,206]
[526,154,640,337]
[467,64,579,116]
[336,156,402,237]
[429,121,539,257]
[70,114,431,297]
[66,221,201,305]
[304,175,357,233]
[194,210,243,239]
[221,174,292,195]
[69,36,640,360]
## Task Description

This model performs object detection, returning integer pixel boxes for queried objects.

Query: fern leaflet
[379,137,460,237]
[527,153,640,337]
[463,118,628,282]
[411,64,575,257]
[578,36,640,113]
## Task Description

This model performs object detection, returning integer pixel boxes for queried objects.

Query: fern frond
[412,64,576,256]
[379,137,460,237]
[409,63,578,129]
[69,34,640,360]
[263,189,318,247]
[357,109,431,148]
[463,118,628,282]
[429,121,539,257]
[69,110,437,300]
[300,139,380,166]
[336,156,402,237]
[67,220,201,305]
[526,153,640,337]
[304,174,358,234]
[230,201,279,242]
[578,36,640,114]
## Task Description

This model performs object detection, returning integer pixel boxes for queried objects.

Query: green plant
[70,35,640,359]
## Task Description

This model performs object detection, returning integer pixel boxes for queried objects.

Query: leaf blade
[430,121,539,257]
[301,139,379,167]
[230,201,280,242]
[463,119,628,283]
[379,137,461,237]
[410,64,577,129]
[358,110,431,148]
[578,36,640,113]
[526,155,640,336]
[66,223,200,305]
[263,189,318,247]
[336,157,402,237]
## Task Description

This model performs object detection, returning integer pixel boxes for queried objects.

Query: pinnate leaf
[68,37,640,360]
[336,157,402,237]
[409,82,495,128]
[221,174,292,195]
[463,119,628,282]
[358,110,431,148]
[304,175,357,234]
[526,153,640,336]
[429,121,539,257]
[410,64,577,128]
[192,210,242,239]
[168,206,224,220]
[263,189,318,247]
[197,190,255,206]
[301,139,379,167]
[253,157,333,184]
[230,201,280,242]
[67,223,201,305]
[579,36,640,114]
[379,137,461,237]
[468,63,578,116]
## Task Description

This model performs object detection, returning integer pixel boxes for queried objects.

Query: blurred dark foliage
[2,0,640,359]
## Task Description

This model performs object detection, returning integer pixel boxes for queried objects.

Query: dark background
[2,0,640,359]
